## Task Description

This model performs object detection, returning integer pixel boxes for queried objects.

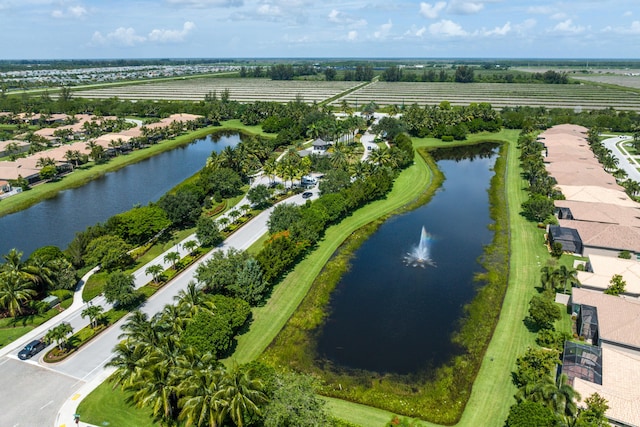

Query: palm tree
[262,158,277,184]
[145,264,164,284]
[174,281,215,318]
[229,210,241,224]
[553,265,579,294]
[164,251,181,270]
[0,273,37,317]
[44,322,73,351]
[81,304,105,329]
[119,310,160,345]
[182,240,198,256]
[217,365,267,427]
[540,265,558,294]
[178,365,226,427]
[106,340,147,389]
[217,216,230,231]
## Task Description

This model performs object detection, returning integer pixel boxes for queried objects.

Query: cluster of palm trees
[107,284,267,426]
[540,264,580,295]
[0,249,51,317]
[515,373,582,425]
[587,126,640,199]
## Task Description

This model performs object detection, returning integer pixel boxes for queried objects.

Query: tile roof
[560,219,640,252]
[573,346,640,427]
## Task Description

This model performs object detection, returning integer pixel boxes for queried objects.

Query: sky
[1,0,639,60]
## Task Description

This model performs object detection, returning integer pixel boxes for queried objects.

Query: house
[562,288,640,426]
[554,200,640,228]
[311,138,330,154]
[558,219,640,258]
[0,140,30,157]
[578,254,640,296]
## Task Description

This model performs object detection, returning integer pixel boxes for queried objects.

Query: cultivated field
[73,78,359,103]
[330,81,640,110]
[571,74,640,90]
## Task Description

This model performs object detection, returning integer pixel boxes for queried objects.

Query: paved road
[602,134,640,182]
[0,184,319,427]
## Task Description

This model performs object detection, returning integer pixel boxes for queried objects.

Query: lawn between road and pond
[0,120,267,218]
[79,129,549,426]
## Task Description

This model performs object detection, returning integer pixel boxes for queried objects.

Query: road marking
[40,399,54,410]
[71,393,81,401]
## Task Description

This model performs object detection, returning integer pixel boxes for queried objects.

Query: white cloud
[92,27,146,47]
[429,19,467,36]
[419,2,447,19]
[51,4,88,19]
[148,21,196,43]
[328,9,340,23]
[92,22,195,46]
[623,11,632,17]
[165,0,242,7]
[404,25,428,37]
[603,21,640,35]
[514,18,536,35]
[257,4,281,16]
[449,1,484,15]
[550,12,567,21]
[483,21,510,36]
[374,20,392,39]
[527,6,554,14]
[347,30,358,41]
[327,9,367,28]
[69,5,87,17]
[552,19,586,34]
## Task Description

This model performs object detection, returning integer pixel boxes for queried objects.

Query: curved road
[0,186,319,427]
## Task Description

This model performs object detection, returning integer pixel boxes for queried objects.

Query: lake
[0,132,240,258]
[315,144,498,375]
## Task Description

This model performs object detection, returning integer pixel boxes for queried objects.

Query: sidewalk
[53,185,319,427]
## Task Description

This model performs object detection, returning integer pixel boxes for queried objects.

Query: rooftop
[560,219,640,253]
[578,254,640,296]
[555,200,640,228]
[557,185,637,207]
[573,346,640,427]
[571,287,640,349]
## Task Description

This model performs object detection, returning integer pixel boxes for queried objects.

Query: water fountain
[404,226,435,268]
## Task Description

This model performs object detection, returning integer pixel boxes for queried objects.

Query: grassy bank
[225,144,432,365]
[78,128,543,427]
[0,123,261,218]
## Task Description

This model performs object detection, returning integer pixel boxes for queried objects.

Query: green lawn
[77,380,159,427]
[0,305,70,347]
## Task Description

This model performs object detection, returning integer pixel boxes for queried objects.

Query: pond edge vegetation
[260,141,510,425]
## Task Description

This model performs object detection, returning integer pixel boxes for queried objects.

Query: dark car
[302,191,313,199]
[18,339,46,360]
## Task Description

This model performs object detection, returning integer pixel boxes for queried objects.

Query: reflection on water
[316,144,498,375]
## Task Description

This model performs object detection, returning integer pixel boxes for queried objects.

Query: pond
[315,143,498,375]
[0,132,240,258]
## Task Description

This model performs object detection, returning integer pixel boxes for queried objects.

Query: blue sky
[1,0,639,59]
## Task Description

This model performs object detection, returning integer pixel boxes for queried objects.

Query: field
[73,78,360,103]
[571,74,640,90]
[330,81,640,110]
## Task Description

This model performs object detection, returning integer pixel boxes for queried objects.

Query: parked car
[302,191,313,199]
[18,339,46,360]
